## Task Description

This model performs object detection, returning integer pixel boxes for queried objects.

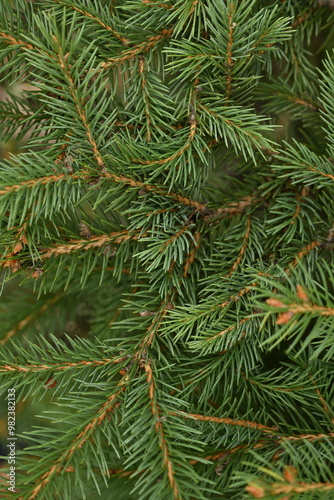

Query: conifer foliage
[1,0,334,498]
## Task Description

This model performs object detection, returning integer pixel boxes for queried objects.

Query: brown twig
[0,355,127,373]
[100,29,173,69]
[183,231,201,277]
[144,361,180,499]
[226,4,235,98]
[51,0,130,45]
[28,375,128,499]
[0,294,62,345]
[138,55,152,142]
[226,216,251,277]
[170,411,277,433]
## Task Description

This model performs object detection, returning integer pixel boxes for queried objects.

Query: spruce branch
[0,294,62,345]
[100,29,173,69]
[27,375,128,500]
[171,411,277,433]
[50,0,130,45]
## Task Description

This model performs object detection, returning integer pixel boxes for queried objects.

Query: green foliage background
[0,0,334,498]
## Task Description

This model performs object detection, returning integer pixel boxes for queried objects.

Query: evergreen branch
[139,298,173,350]
[183,231,201,277]
[274,92,318,111]
[0,169,205,211]
[204,316,252,343]
[138,55,152,142]
[0,294,62,345]
[307,163,334,181]
[100,29,173,69]
[286,240,319,270]
[246,478,334,498]
[162,224,190,249]
[0,230,141,269]
[0,31,35,51]
[28,376,128,499]
[37,230,142,260]
[214,196,260,218]
[170,411,277,433]
[51,0,130,45]
[141,0,174,8]
[135,122,197,166]
[226,2,235,99]
[282,432,334,442]
[292,7,314,28]
[226,215,251,277]
[0,356,126,373]
[198,430,334,468]
[240,372,304,394]
[0,173,77,196]
[308,372,334,424]
[144,361,180,499]
[266,297,334,323]
[53,35,105,168]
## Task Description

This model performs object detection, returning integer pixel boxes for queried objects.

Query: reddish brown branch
[275,93,318,111]
[28,376,128,499]
[266,297,334,321]
[171,411,277,433]
[138,55,152,142]
[144,361,180,499]
[226,216,251,277]
[286,240,319,270]
[136,122,197,166]
[0,355,127,373]
[247,479,334,498]
[51,0,130,45]
[205,316,252,342]
[141,0,174,8]
[39,230,142,260]
[101,29,173,69]
[308,372,334,424]
[0,294,62,345]
[0,174,75,196]
[183,231,201,277]
[226,4,235,98]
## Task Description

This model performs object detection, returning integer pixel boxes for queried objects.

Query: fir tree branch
[286,240,319,270]
[0,230,142,269]
[308,371,334,424]
[53,35,105,168]
[240,372,304,393]
[138,55,152,142]
[139,298,173,350]
[0,355,126,373]
[183,230,201,277]
[266,298,334,321]
[37,230,142,260]
[144,361,180,499]
[51,0,130,45]
[225,2,235,99]
[141,0,174,9]
[246,479,334,498]
[0,173,77,196]
[134,122,197,166]
[274,92,318,111]
[100,29,173,69]
[28,375,128,499]
[281,432,334,442]
[170,411,277,433]
[0,294,62,345]
[204,316,252,343]
[0,31,34,50]
[226,215,251,277]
